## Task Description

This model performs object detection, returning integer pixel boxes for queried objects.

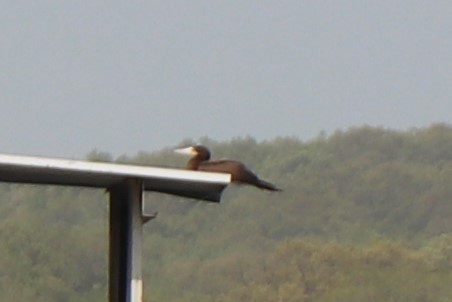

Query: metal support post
[109,179,144,302]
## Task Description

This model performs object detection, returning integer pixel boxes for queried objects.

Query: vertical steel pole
[109,179,143,302]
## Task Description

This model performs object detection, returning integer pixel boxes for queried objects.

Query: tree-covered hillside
[1,124,452,301]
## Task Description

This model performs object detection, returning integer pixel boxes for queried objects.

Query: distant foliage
[1,124,452,301]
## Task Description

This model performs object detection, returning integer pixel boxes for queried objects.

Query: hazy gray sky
[1,1,451,158]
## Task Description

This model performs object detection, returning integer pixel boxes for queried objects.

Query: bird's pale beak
[174,146,196,155]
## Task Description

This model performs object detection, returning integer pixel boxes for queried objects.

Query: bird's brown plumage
[176,145,281,191]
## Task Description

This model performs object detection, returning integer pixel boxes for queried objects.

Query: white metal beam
[0,152,231,302]
[0,153,230,202]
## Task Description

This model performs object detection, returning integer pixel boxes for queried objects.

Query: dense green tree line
[1,124,452,301]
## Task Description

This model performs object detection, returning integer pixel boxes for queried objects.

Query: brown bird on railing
[175,145,281,191]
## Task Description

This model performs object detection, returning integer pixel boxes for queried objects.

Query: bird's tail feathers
[256,179,282,191]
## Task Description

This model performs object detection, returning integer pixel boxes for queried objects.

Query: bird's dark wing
[199,159,281,191]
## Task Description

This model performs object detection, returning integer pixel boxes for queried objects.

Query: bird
[175,145,281,191]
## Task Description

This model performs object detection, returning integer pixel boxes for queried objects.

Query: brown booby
[175,145,281,191]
